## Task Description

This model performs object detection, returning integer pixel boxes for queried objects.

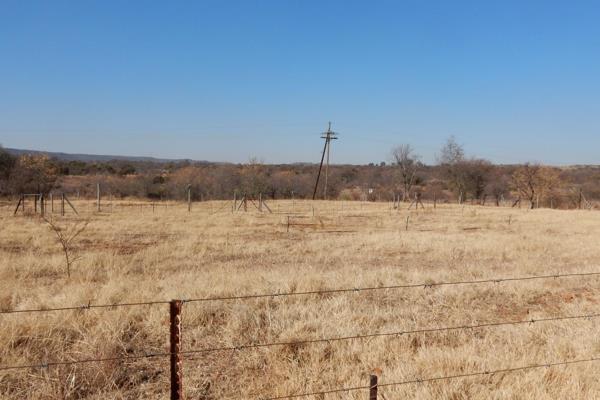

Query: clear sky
[1,1,599,165]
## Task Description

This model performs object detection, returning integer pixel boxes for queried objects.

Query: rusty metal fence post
[369,374,378,400]
[170,300,183,400]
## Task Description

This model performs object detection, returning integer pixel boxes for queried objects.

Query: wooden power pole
[312,122,339,200]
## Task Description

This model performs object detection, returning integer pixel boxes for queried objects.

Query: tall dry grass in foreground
[1,199,600,399]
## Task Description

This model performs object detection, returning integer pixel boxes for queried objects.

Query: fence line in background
[3,270,600,315]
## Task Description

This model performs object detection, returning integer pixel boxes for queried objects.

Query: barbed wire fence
[2,271,600,399]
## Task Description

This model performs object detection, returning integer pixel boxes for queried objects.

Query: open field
[1,199,600,399]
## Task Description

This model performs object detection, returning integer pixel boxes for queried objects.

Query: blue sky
[1,1,599,165]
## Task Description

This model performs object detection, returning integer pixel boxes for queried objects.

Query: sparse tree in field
[486,168,510,206]
[0,146,16,179]
[512,163,562,209]
[241,157,268,197]
[0,146,16,195]
[462,159,493,204]
[437,136,465,165]
[9,154,59,195]
[43,217,90,278]
[391,144,421,201]
[437,136,468,200]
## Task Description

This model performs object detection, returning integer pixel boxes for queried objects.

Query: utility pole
[312,122,339,200]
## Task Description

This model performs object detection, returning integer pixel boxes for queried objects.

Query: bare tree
[437,136,465,165]
[437,136,467,200]
[241,157,268,197]
[9,154,59,195]
[0,145,16,195]
[43,217,90,278]
[486,169,510,206]
[462,159,493,204]
[512,163,561,209]
[391,144,421,201]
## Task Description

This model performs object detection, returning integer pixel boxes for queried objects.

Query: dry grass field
[1,199,600,399]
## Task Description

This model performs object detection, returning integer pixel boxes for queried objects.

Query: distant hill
[2,147,317,166]
[4,147,200,164]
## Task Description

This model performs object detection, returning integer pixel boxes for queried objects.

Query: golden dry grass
[1,199,600,399]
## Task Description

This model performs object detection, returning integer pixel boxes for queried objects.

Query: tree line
[1,140,599,209]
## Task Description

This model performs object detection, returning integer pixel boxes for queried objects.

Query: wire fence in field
[1,270,600,399]
[3,270,600,315]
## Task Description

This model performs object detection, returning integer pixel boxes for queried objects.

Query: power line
[261,356,600,399]
[2,270,600,315]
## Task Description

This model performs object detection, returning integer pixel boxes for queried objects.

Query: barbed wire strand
[260,356,600,400]
[181,311,600,356]
[0,352,171,372]
[210,200,235,215]
[0,300,171,315]
[183,271,600,303]
[2,270,600,315]
[3,311,599,373]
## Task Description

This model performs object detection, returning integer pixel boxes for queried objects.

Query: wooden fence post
[187,185,191,212]
[170,300,183,400]
[61,193,65,216]
[13,195,23,215]
[369,374,378,400]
